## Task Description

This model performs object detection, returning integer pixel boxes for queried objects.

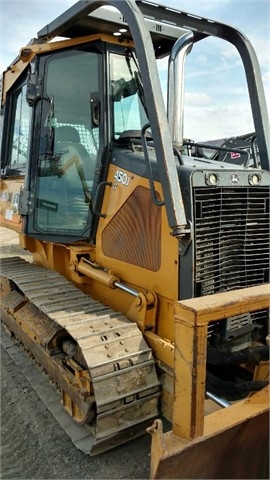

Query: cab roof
[36,0,235,59]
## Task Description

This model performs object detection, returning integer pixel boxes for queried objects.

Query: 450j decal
[114,170,132,186]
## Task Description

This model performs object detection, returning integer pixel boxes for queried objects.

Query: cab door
[23,44,104,243]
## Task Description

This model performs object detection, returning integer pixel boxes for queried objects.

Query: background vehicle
[1,0,269,478]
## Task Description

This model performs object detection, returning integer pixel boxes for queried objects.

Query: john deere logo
[230,173,239,184]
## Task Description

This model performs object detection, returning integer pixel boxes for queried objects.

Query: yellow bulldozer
[1,1,269,478]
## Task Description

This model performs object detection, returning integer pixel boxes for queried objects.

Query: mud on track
[0,227,150,480]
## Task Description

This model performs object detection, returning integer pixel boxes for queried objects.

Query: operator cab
[1,1,269,244]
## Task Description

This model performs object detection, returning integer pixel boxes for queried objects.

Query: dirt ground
[0,227,151,480]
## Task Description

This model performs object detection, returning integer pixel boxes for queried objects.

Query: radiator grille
[193,187,269,296]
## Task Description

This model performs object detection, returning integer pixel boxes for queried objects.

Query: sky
[1,0,269,141]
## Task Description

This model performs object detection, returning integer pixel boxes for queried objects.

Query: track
[0,256,160,455]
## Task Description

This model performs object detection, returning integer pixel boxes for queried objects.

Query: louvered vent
[193,187,269,295]
[102,186,161,271]
[193,186,269,332]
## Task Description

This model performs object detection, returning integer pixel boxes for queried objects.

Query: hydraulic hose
[207,345,269,366]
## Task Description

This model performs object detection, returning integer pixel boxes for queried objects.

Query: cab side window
[8,83,31,170]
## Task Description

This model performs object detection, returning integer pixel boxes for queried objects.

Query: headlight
[205,173,219,185]
[248,173,261,185]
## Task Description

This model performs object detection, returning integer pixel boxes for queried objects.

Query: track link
[1,256,160,454]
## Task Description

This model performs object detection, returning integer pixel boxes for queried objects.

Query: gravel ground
[0,227,151,480]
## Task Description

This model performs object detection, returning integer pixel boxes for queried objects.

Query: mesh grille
[101,186,161,271]
[193,186,269,296]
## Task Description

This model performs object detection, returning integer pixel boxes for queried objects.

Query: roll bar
[36,0,269,237]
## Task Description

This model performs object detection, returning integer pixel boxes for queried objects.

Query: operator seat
[55,125,81,143]
[54,125,95,181]
[54,125,94,222]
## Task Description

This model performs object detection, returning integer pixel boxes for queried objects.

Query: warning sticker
[230,151,241,159]
[4,209,13,220]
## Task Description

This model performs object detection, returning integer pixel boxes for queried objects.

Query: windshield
[110,52,148,139]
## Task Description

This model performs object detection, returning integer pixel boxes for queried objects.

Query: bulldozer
[1,1,269,478]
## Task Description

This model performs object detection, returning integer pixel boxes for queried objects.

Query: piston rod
[206,391,230,408]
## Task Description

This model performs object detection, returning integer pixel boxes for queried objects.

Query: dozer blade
[149,386,269,479]
[150,284,270,479]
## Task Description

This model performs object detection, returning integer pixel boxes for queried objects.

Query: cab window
[34,48,103,236]
[110,52,148,138]
[3,83,31,172]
